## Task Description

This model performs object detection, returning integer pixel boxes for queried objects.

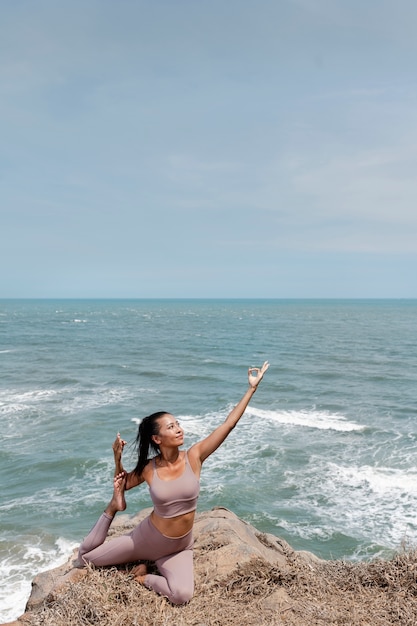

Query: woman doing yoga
[77,361,269,605]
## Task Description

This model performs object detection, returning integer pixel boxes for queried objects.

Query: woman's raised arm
[188,361,269,470]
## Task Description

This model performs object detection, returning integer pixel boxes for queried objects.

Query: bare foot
[131,563,147,584]
[105,472,127,516]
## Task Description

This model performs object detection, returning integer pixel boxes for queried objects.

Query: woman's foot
[131,563,147,585]
[105,472,127,516]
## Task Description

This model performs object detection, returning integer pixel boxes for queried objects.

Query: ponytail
[133,412,166,477]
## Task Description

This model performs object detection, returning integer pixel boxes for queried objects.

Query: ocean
[1,299,416,622]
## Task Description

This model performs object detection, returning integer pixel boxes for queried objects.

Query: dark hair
[133,411,167,477]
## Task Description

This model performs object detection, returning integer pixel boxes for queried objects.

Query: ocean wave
[0,385,136,420]
[0,534,77,623]
[279,460,417,556]
[0,388,62,419]
[327,463,417,497]
[248,407,365,432]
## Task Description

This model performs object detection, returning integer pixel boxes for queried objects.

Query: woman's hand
[248,361,269,388]
[112,432,127,478]
[112,432,127,460]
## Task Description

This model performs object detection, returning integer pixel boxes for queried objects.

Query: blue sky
[1,0,416,298]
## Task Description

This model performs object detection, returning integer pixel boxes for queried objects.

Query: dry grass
[21,548,417,626]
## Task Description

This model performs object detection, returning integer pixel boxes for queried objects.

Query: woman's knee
[169,583,194,605]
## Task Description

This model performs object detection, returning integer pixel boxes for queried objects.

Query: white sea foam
[0,385,136,421]
[0,388,60,405]
[279,459,417,555]
[178,412,212,437]
[329,463,417,496]
[0,536,77,623]
[0,388,62,421]
[61,387,135,414]
[247,407,365,432]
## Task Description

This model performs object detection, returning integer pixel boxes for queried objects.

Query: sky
[1,0,416,298]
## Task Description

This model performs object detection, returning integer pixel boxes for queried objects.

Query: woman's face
[154,414,184,447]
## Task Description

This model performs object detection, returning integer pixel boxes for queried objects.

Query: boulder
[192,506,297,577]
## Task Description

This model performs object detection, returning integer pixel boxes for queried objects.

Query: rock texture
[2,507,320,626]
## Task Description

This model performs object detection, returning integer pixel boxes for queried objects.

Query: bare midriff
[150,509,196,538]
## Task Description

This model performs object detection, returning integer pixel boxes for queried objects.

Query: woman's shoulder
[139,457,156,480]
[146,456,157,470]
[185,446,201,477]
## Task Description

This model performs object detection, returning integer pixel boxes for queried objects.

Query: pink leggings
[78,513,194,605]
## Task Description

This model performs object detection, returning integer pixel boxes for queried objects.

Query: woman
[77,361,269,604]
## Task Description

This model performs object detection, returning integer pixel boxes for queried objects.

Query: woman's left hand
[112,432,127,459]
[248,361,269,388]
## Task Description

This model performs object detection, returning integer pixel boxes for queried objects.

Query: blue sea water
[1,298,416,622]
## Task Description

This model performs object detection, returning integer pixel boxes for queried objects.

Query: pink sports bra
[149,452,200,519]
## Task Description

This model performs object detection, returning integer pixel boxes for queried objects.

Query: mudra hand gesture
[248,361,269,388]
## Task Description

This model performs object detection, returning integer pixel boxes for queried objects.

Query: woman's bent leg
[78,511,195,603]
[135,521,194,605]
[145,547,194,605]
[80,515,159,567]
[78,513,113,563]
[81,530,140,567]
[78,471,129,566]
